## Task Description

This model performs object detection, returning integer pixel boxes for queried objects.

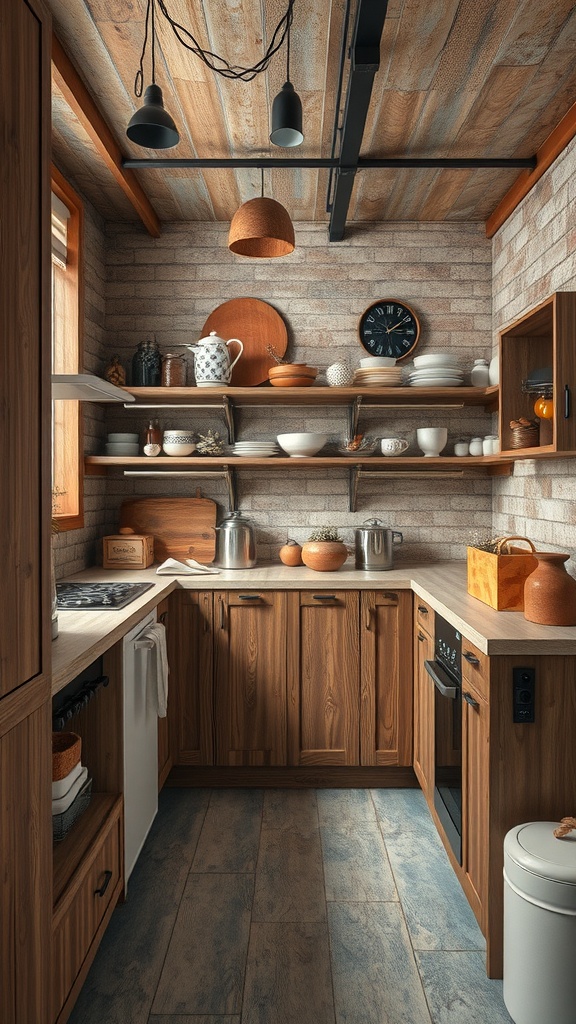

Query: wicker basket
[52,777,92,842]
[52,732,81,782]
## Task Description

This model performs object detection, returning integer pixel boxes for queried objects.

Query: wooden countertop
[51,561,576,694]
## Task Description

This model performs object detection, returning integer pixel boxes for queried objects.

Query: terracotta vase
[301,541,348,572]
[523,553,576,626]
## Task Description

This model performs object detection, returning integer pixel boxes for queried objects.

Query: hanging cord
[151,0,156,84]
[286,12,291,83]
[261,167,264,198]
[135,0,296,93]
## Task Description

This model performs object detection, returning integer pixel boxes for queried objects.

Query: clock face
[358,300,420,361]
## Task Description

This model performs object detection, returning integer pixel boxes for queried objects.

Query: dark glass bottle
[132,338,161,386]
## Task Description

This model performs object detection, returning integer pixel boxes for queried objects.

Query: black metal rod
[122,155,537,170]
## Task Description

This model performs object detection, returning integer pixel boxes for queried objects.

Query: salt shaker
[470,359,490,387]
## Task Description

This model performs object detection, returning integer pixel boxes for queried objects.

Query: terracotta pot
[523,552,576,625]
[301,541,348,572]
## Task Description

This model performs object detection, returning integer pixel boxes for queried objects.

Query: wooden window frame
[51,165,84,531]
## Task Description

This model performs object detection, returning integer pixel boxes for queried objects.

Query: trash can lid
[505,822,576,888]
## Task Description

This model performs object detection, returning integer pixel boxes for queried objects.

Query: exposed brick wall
[101,221,495,562]
[492,136,576,565]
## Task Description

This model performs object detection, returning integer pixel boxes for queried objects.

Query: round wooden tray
[201,298,288,387]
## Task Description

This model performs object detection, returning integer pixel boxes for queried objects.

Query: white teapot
[188,330,244,387]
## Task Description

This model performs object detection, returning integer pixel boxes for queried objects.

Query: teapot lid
[219,510,253,529]
[197,329,224,345]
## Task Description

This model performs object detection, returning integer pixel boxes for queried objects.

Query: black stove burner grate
[56,581,154,610]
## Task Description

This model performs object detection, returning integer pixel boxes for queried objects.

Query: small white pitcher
[188,330,244,387]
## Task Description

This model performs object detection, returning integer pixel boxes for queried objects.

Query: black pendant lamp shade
[126,83,180,150]
[270,81,303,147]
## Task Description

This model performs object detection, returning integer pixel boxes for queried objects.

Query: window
[51,167,84,530]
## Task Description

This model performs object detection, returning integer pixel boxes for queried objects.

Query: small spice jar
[161,352,187,387]
[145,419,162,446]
[469,436,484,456]
[470,358,490,387]
[454,440,469,456]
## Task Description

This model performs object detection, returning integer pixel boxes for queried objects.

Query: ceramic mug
[380,437,409,457]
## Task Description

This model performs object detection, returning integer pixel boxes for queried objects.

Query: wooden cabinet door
[0,695,51,1024]
[360,590,412,766]
[413,623,434,800]
[214,591,287,766]
[1,0,51,699]
[288,591,359,766]
[167,590,213,766]
[461,680,489,922]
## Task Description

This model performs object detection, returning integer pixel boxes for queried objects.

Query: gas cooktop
[56,581,155,610]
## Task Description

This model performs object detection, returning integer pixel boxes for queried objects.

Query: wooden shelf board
[86,455,513,471]
[53,792,121,907]
[120,384,499,408]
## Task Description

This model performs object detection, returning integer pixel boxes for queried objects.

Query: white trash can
[503,821,576,1024]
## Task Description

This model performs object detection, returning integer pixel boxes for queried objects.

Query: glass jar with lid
[131,337,161,386]
[161,352,187,387]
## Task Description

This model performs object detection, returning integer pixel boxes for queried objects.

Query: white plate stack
[407,353,464,388]
[352,366,404,388]
[105,432,140,455]
[231,441,280,458]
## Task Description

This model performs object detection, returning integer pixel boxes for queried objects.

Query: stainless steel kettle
[214,511,257,569]
[354,519,403,570]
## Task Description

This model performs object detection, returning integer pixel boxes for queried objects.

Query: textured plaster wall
[491,136,576,563]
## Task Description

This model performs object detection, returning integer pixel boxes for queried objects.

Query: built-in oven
[425,613,462,863]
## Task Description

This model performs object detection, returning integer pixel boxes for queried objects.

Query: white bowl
[163,442,196,456]
[381,437,409,457]
[359,356,397,367]
[105,443,140,455]
[107,432,139,443]
[416,427,448,457]
[162,430,195,443]
[276,432,328,457]
[413,353,459,369]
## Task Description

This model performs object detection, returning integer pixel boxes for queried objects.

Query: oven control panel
[434,613,462,684]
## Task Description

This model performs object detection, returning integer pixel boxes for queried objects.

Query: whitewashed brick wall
[101,220,495,562]
[492,136,576,564]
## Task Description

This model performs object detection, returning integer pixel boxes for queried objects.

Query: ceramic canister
[326,362,354,387]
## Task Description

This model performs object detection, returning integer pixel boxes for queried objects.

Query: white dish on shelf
[409,377,464,388]
[359,356,397,367]
[107,432,139,443]
[412,353,460,369]
[105,443,140,455]
[408,368,464,379]
[277,432,328,457]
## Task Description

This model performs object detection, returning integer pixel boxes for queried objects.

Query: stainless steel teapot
[214,511,257,569]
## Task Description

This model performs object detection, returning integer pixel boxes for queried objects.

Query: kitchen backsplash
[54,146,575,577]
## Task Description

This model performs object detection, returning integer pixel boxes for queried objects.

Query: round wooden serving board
[201,297,288,386]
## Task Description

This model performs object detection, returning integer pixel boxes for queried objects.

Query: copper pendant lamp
[228,172,295,258]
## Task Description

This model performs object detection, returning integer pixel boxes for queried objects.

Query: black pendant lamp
[127,0,179,150]
[270,9,303,147]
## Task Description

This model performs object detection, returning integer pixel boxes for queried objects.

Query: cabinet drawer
[461,638,489,699]
[52,805,122,1021]
[414,596,434,635]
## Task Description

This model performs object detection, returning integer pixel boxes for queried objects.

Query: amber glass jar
[161,352,187,387]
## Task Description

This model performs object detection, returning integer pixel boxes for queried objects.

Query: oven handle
[424,660,458,699]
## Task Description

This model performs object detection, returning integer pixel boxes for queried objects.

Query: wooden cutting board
[201,297,288,386]
[119,497,217,564]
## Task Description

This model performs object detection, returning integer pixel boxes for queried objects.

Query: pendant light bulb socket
[126,83,180,150]
[270,81,304,148]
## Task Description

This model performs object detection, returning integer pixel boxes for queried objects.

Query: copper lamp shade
[228,197,295,258]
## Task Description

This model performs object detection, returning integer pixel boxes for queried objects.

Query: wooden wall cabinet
[214,591,288,766]
[499,291,576,456]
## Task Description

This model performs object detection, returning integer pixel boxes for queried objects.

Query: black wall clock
[358,299,421,361]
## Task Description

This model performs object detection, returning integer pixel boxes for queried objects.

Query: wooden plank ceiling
[48,0,576,225]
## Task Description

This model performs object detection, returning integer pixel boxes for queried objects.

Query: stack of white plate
[407,353,463,388]
[352,366,404,388]
[232,441,280,458]
[105,432,139,456]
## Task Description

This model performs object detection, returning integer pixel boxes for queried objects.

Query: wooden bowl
[268,363,318,379]
[270,376,317,387]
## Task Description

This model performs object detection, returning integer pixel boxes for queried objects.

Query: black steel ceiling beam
[123,156,536,170]
[328,0,389,241]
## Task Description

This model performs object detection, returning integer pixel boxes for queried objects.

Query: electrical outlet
[513,667,535,723]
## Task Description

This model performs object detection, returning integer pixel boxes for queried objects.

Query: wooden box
[103,533,154,569]
[467,537,537,611]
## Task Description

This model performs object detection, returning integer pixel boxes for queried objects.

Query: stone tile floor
[68,787,513,1024]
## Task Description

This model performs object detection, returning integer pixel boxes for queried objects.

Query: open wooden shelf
[86,454,513,473]
[53,793,121,907]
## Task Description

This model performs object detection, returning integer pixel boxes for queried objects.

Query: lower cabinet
[214,590,288,766]
[287,591,360,765]
[461,677,489,921]
[360,590,413,765]
[413,614,434,798]
[167,590,214,766]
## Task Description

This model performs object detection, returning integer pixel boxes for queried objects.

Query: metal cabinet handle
[94,870,113,898]
[219,598,225,630]
[463,651,480,665]
[417,632,425,642]
[238,594,261,600]
[417,605,428,614]
[565,384,571,419]
[312,594,336,601]
[463,691,480,709]
[365,606,372,630]
[424,660,458,698]
[159,611,168,624]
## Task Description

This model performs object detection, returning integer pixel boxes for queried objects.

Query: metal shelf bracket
[349,466,466,512]
[348,395,363,439]
[123,466,237,511]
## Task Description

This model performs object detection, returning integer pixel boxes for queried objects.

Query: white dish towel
[142,622,169,718]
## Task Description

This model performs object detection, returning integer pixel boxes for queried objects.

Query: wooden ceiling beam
[51,34,161,238]
[486,98,576,239]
